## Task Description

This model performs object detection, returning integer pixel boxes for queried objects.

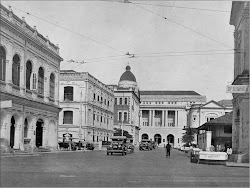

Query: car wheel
[107,152,109,155]
[111,153,113,155]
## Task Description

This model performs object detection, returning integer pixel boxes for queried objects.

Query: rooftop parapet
[0,4,60,56]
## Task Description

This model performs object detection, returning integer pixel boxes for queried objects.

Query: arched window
[142,134,149,140]
[49,73,55,98]
[26,61,32,90]
[38,67,44,95]
[63,111,73,124]
[12,54,20,86]
[24,118,28,138]
[64,86,73,101]
[0,46,6,81]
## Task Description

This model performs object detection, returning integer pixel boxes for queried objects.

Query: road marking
[59,175,77,178]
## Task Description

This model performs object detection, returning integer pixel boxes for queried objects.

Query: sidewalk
[225,162,249,168]
[0,148,105,158]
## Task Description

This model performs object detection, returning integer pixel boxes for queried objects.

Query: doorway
[36,119,43,147]
[154,134,162,144]
[10,117,15,148]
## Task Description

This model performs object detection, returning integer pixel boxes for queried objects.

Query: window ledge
[49,97,55,102]
[37,93,44,98]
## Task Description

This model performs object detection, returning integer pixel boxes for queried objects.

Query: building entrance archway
[10,117,15,148]
[154,134,162,144]
[36,119,43,147]
[167,134,174,145]
[141,133,149,140]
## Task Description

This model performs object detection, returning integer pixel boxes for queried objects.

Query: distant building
[188,100,233,145]
[0,5,63,152]
[58,70,114,143]
[108,65,140,145]
[229,1,249,162]
[188,100,233,129]
[139,91,206,148]
[197,112,232,151]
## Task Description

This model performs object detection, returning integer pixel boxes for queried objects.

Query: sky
[2,0,235,101]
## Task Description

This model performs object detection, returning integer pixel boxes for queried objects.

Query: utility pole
[79,91,82,142]
[121,92,124,137]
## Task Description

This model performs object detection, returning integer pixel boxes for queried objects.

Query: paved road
[0,148,249,187]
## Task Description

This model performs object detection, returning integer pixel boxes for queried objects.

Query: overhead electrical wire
[1,2,126,55]
[60,51,234,70]
[132,2,230,13]
[127,1,233,49]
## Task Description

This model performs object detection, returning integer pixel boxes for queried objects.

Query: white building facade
[188,100,233,129]
[0,5,63,152]
[139,91,206,148]
[58,70,114,143]
[109,65,141,145]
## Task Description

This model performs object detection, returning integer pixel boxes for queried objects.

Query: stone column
[161,110,164,127]
[149,110,151,126]
[206,131,212,151]
[1,123,7,139]
[175,111,178,127]
[152,110,155,127]
[165,110,168,127]
[13,124,21,149]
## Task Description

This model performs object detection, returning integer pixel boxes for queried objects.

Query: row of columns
[1,112,57,150]
[141,110,178,127]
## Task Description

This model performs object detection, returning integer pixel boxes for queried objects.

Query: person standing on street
[165,142,172,158]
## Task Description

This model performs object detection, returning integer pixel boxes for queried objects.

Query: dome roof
[119,65,137,82]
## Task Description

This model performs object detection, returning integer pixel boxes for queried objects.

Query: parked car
[139,139,153,150]
[86,142,95,150]
[150,141,157,149]
[107,136,127,155]
[126,138,134,154]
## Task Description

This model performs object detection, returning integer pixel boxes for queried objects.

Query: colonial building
[139,91,206,148]
[58,70,114,143]
[188,100,233,129]
[188,99,233,145]
[0,5,63,152]
[197,112,233,151]
[108,65,140,145]
[229,1,249,162]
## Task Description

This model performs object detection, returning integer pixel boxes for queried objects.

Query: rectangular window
[101,116,103,122]
[125,98,128,105]
[115,98,117,105]
[93,114,95,121]
[124,112,127,122]
[63,111,73,124]
[224,126,232,133]
[119,98,122,105]
[119,112,122,121]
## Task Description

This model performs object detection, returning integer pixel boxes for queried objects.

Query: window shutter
[32,73,37,90]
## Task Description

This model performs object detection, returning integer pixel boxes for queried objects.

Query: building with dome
[108,65,141,145]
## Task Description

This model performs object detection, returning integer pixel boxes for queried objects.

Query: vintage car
[150,141,157,149]
[107,136,127,155]
[139,139,153,150]
[126,138,134,154]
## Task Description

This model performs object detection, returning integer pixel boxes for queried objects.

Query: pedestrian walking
[165,142,172,158]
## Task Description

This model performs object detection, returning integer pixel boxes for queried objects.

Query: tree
[182,127,196,146]
[113,128,132,138]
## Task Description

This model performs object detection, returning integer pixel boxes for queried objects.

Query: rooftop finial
[46,35,49,40]
[33,26,37,31]
[22,16,26,22]
[9,6,12,12]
